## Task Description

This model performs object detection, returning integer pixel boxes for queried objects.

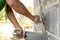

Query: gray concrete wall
[33,0,48,40]
[33,0,60,40]
[43,3,60,40]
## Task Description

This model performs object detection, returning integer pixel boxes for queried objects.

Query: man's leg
[5,4,23,34]
[6,0,40,22]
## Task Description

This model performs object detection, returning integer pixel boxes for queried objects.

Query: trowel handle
[14,29,20,33]
[14,29,27,38]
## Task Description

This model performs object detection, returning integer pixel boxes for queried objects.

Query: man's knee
[6,0,14,6]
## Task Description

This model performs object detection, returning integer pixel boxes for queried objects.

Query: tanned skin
[6,0,40,35]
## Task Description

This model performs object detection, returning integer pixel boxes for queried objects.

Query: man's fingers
[33,16,40,23]
[17,29,23,35]
[14,28,23,35]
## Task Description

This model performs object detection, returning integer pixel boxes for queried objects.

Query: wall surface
[33,0,60,40]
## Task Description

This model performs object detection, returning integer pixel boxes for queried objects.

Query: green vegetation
[0,0,6,11]
[0,8,6,20]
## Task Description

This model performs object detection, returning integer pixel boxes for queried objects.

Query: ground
[0,20,33,40]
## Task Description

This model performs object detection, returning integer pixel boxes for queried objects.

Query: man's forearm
[5,4,22,29]
[6,0,34,21]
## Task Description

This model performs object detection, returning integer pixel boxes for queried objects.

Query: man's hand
[16,28,23,35]
[14,28,23,38]
[33,16,40,23]
[14,27,23,35]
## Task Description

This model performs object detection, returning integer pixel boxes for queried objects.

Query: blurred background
[0,0,34,40]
